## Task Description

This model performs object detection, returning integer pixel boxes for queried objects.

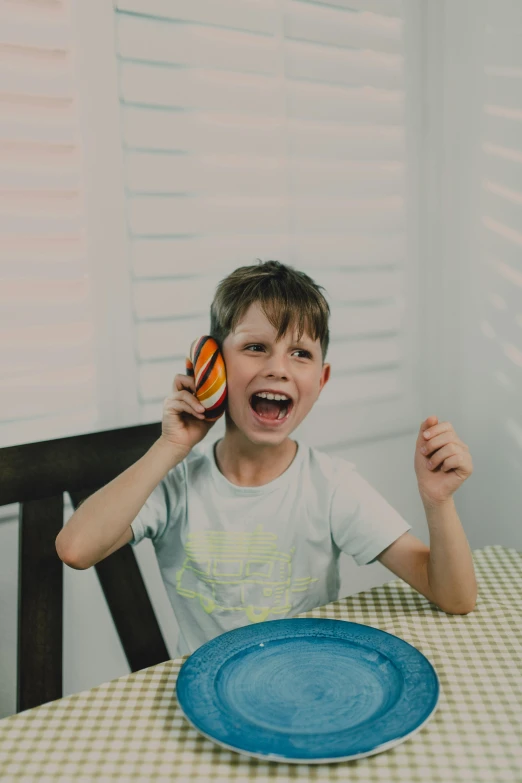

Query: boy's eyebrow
[237,332,315,347]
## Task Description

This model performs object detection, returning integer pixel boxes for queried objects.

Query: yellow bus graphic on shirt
[175,524,318,623]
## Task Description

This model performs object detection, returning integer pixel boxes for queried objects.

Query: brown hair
[210,260,331,363]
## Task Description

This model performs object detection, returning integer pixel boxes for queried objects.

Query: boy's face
[221,302,330,442]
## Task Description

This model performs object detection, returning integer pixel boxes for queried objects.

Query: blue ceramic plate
[176,618,440,764]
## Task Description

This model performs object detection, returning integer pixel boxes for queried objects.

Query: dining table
[1,544,521,782]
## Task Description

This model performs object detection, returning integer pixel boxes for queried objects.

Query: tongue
[256,399,282,420]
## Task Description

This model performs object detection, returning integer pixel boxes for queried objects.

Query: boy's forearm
[56,437,188,569]
[424,498,478,613]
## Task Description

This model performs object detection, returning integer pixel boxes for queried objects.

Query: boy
[56,260,477,657]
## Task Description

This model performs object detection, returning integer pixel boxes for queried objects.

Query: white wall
[421,0,521,552]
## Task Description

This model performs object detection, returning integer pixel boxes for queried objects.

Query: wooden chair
[0,422,171,714]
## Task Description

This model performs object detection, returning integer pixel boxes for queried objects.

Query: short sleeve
[330,461,411,566]
[130,462,185,547]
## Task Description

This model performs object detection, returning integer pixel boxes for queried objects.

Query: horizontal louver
[0,0,97,448]
[115,0,419,447]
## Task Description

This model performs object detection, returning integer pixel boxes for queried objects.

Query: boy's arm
[55,437,189,570]
[377,500,477,615]
[376,531,434,604]
[424,498,477,613]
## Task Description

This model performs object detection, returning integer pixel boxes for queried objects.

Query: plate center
[215,636,403,735]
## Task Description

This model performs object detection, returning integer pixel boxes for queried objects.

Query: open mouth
[249,394,293,423]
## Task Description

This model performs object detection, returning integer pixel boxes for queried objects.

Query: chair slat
[18,496,64,713]
[69,489,170,673]
[95,548,170,672]
[0,423,162,506]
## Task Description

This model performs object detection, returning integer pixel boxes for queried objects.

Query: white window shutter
[2,0,422,451]
[114,0,422,449]
[0,0,99,448]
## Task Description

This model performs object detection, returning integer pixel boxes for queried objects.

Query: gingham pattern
[1,545,521,782]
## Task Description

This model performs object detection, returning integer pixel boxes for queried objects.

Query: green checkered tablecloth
[1,545,521,782]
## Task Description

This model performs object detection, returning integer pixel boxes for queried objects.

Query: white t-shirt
[130,438,411,657]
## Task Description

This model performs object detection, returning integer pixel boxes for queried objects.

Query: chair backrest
[0,422,170,714]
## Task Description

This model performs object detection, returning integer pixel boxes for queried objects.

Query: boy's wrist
[154,436,190,466]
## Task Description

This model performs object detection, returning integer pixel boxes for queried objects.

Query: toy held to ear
[185,336,227,422]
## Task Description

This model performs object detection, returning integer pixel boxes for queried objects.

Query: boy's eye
[245,344,312,359]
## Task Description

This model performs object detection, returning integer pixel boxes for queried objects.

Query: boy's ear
[319,363,331,391]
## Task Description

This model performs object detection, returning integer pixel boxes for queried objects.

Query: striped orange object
[185,336,227,421]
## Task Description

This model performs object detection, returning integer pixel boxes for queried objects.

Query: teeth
[255,392,290,401]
